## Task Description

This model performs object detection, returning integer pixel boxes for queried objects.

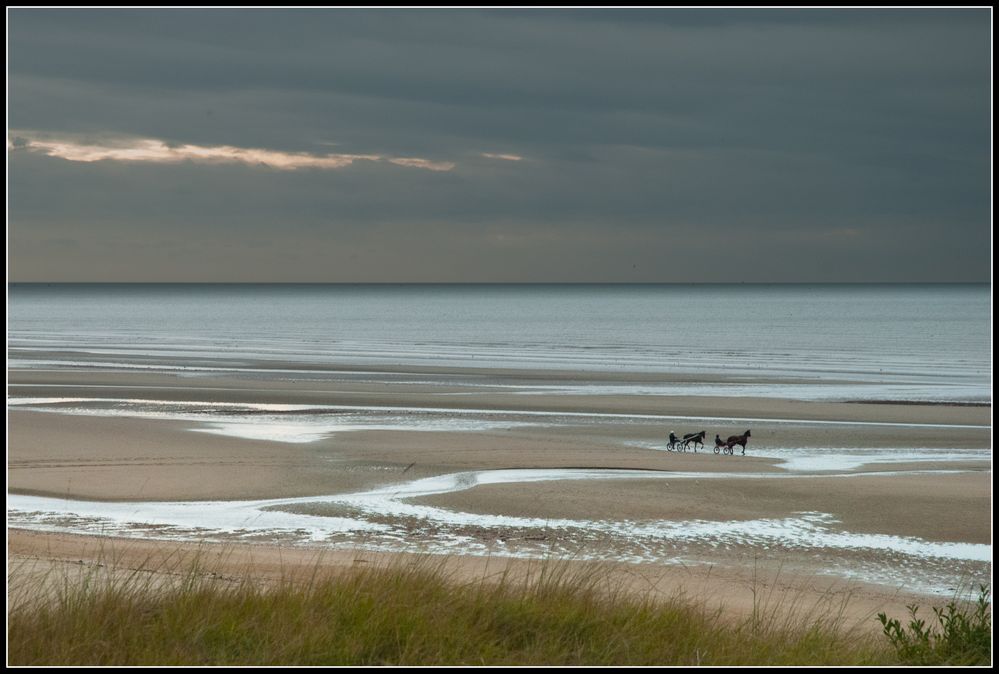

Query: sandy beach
[8,364,993,634]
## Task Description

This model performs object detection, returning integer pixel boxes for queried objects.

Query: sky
[7,8,992,283]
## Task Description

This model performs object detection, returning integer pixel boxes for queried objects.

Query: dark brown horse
[682,430,707,452]
[725,429,751,455]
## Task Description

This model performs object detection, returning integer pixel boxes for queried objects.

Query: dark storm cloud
[8,8,991,282]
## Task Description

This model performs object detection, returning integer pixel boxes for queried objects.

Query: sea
[7,283,992,403]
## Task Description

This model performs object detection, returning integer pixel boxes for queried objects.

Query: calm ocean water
[8,283,992,402]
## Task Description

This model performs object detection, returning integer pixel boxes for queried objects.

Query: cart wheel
[713,445,720,454]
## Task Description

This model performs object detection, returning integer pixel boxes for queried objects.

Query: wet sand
[415,471,992,544]
[7,366,993,627]
[8,366,991,426]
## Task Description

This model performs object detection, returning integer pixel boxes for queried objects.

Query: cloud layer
[8,9,991,282]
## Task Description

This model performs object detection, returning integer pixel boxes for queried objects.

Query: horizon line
[7,281,991,286]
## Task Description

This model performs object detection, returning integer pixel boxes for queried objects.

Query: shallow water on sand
[7,466,990,597]
[8,395,990,448]
[8,398,990,597]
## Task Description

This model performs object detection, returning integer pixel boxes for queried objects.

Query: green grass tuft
[7,547,952,666]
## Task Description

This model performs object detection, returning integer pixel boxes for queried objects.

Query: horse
[682,430,707,452]
[725,429,751,455]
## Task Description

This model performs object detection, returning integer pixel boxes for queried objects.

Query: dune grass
[7,546,981,666]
